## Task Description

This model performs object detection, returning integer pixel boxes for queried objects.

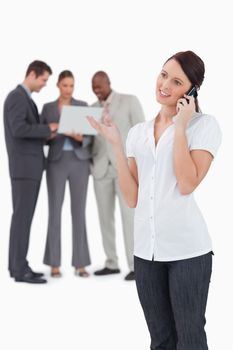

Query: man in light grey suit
[91,71,145,280]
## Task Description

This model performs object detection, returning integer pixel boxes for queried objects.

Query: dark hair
[166,51,205,112]
[26,60,52,77]
[57,70,74,83]
[92,71,110,84]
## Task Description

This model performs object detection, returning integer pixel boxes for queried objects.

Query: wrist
[174,123,186,133]
[113,142,124,154]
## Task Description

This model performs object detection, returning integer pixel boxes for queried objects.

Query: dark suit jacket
[3,85,51,180]
[41,98,93,161]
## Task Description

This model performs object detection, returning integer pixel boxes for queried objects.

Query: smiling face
[156,59,192,108]
[92,75,111,101]
[57,77,74,100]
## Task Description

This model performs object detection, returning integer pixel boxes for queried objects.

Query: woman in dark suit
[41,70,92,277]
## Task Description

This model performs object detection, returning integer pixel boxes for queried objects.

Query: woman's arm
[173,126,213,194]
[173,95,213,195]
[88,116,139,207]
[114,144,138,207]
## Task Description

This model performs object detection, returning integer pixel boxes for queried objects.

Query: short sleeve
[126,124,138,157]
[189,115,222,157]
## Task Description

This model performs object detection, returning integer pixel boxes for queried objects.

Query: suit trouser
[43,151,90,268]
[9,178,41,277]
[134,253,212,350]
[93,165,134,271]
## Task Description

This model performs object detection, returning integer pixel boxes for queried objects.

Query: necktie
[101,101,110,122]
[30,99,39,122]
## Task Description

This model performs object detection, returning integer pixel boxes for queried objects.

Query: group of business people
[3,60,145,284]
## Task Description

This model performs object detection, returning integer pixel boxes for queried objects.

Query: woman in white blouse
[88,51,222,350]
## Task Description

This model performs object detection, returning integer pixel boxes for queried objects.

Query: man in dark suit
[3,60,58,283]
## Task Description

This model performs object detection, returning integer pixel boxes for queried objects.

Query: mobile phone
[186,86,197,98]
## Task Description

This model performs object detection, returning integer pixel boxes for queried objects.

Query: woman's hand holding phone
[175,94,196,129]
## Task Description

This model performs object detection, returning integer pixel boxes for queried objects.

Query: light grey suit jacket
[41,98,93,161]
[91,92,145,179]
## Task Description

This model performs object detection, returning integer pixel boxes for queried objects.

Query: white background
[0,1,232,349]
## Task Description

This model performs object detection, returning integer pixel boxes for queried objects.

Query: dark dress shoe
[15,271,47,284]
[94,267,120,276]
[10,268,44,279]
[124,271,135,281]
[32,272,44,278]
[26,267,44,278]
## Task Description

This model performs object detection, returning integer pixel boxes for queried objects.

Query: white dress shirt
[126,113,222,261]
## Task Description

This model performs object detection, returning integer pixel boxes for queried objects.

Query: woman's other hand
[87,115,121,146]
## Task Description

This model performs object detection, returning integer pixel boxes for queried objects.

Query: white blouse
[126,113,222,261]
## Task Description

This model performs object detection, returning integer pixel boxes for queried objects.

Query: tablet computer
[58,105,103,135]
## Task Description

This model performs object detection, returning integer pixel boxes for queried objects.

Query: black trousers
[8,179,41,277]
[134,253,212,350]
